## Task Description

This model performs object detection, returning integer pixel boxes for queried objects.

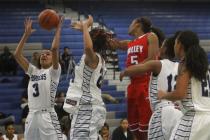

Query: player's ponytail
[150,27,165,46]
[177,30,208,81]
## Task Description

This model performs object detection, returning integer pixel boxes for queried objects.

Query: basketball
[38,9,59,30]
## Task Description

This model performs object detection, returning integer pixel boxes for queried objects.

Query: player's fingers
[31,29,36,33]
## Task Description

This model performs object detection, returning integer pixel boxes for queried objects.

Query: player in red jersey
[110,17,165,140]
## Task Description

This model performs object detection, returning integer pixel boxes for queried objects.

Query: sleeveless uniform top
[181,70,210,112]
[149,59,179,111]
[126,33,151,83]
[2,134,18,140]
[65,53,106,106]
[26,64,61,111]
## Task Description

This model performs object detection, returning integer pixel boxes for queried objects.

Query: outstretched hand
[57,16,65,29]
[84,15,93,27]
[71,20,83,31]
[71,15,93,31]
[108,38,121,50]
[24,17,36,36]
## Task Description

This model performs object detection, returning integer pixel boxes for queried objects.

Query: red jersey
[126,33,151,82]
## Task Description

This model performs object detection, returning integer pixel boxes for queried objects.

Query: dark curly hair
[135,17,152,33]
[177,30,208,81]
[135,17,165,46]
[89,28,114,60]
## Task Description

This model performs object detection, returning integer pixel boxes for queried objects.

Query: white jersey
[3,134,18,140]
[149,59,179,111]
[169,72,210,140]
[181,70,210,112]
[148,59,182,140]
[64,54,106,113]
[26,63,61,110]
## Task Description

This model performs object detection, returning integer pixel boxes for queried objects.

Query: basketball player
[120,35,183,140]
[110,17,165,140]
[158,30,210,140]
[63,15,112,140]
[14,17,63,140]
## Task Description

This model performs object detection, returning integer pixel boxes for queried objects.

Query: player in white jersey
[14,17,64,140]
[120,36,183,140]
[63,15,113,140]
[158,30,210,140]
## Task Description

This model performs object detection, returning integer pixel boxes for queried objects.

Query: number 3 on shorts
[131,55,138,65]
[32,83,40,97]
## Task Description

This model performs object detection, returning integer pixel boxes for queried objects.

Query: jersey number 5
[131,56,138,65]
[32,83,40,97]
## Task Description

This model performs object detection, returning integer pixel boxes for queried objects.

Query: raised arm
[120,60,161,81]
[71,15,99,69]
[14,17,35,72]
[71,19,129,51]
[51,16,64,69]
[82,15,98,68]
[109,39,130,51]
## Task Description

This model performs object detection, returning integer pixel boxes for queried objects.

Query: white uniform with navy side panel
[148,59,183,140]
[170,70,210,140]
[24,63,62,140]
[64,54,107,140]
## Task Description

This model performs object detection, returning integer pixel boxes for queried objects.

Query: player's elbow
[51,47,58,52]
[175,91,188,100]
[13,51,21,59]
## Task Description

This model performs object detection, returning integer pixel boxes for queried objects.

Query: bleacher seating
[1,1,210,134]
[0,2,127,128]
[67,1,210,70]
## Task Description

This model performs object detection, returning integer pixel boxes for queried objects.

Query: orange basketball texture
[38,9,59,30]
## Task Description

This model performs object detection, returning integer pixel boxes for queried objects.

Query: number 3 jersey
[63,54,106,114]
[26,64,61,110]
[126,33,151,82]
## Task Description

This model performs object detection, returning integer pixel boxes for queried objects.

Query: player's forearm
[161,91,186,102]
[123,64,147,76]
[83,25,93,52]
[14,33,29,58]
[51,27,61,52]
[110,39,129,50]
[51,27,61,69]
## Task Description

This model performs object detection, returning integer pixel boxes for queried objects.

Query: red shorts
[127,81,152,132]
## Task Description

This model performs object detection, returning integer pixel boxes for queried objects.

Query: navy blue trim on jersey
[150,76,161,111]
[49,111,63,140]
[181,82,195,111]
[148,109,165,140]
[172,111,195,140]
[50,80,58,107]
[72,65,93,139]
[172,82,195,140]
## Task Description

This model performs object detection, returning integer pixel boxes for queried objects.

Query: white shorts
[148,104,183,140]
[170,111,210,140]
[24,109,63,140]
[70,105,106,140]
